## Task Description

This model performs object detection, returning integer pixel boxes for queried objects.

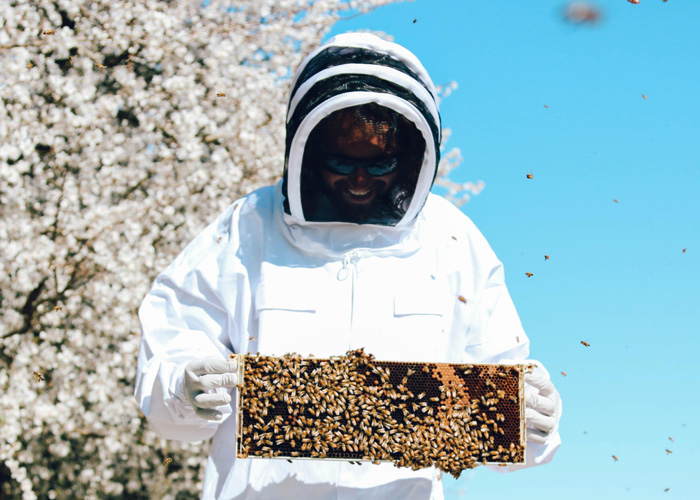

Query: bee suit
[135,33,561,500]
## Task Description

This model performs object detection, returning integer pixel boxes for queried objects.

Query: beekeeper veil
[282,33,441,229]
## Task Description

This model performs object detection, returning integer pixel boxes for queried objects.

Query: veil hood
[279,33,442,256]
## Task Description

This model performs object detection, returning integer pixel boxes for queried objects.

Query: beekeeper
[135,32,561,500]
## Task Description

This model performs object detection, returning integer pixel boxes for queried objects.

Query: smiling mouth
[348,187,371,196]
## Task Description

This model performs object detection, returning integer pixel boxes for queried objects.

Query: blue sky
[328,1,700,498]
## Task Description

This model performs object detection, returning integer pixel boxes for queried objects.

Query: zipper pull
[337,251,361,281]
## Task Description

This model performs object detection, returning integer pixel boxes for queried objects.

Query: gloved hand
[523,360,561,444]
[183,357,239,421]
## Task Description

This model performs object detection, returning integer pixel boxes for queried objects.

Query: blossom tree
[0,0,473,498]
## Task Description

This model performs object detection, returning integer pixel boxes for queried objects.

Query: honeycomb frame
[233,349,526,478]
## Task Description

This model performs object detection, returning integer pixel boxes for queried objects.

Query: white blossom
[0,0,474,497]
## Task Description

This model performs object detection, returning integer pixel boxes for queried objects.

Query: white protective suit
[135,33,561,500]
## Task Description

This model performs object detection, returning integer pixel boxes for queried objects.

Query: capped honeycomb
[233,349,526,478]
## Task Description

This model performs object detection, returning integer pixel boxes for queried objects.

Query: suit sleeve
[134,206,240,442]
[458,226,562,470]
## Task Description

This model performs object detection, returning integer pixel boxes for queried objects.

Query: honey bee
[682,248,686,254]
[642,94,647,99]
[33,371,44,383]
[612,455,618,461]
[217,92,226,97]
[525,272,533,278]
[163,457,172,466]
[544,255,550,261]
[96,63,106,69]
[561,371,567,377]
[627,0,639,3]
[613,199,619,203]
[581,341,590,347]
[543,105,549,109]
[53,306,63,311]
[451,236,457,241]
[669,437,674,442]
[249,336,255,341]
[216,237,222,243]
[664,488,670,492]
[526,171,533,180]
[516,336,520,343]
[458,295,467,304]
[665,449,672,454]
[43,30,55,35]
[27,62,34,69]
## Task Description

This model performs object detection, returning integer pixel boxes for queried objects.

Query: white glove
[183,357,239,421]
[523,360,561,444]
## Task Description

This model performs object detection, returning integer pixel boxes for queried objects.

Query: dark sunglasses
[318,154,400,177]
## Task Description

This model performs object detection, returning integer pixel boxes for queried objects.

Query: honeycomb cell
[234,349,526,478]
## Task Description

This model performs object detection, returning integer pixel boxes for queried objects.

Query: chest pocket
[253,266,349,358]
[254,275,319,357]
[373,278,446,362]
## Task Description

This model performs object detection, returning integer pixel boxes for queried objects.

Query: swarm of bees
[236,349,526,478]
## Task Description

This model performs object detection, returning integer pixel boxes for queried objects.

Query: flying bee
[525,272,534,278]
[561,371,567,377]
[43,30,55,35]
[53,306,63,311]
[217,237,222,243]
[451,236,457,241]
[581,341,590,347]
[682,248,686,254]
[612,455,618,461]
[665,449,672,454]
[33,371,44,383]
[613,199,619,203]
[163,457,172,466]
[543,105,549,109]
[458,295,467,304]
[669,437,674,442]
[544,255,550,261]
[627,0,639,3]
[217,92,226,97]
[526,171,533,179]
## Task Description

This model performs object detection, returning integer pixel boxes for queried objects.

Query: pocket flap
[255,276,317,313]
[393,280,444,317]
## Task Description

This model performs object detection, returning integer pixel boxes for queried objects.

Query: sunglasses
[318,154,400,177]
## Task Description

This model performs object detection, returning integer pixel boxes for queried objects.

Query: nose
[348,166,371,187]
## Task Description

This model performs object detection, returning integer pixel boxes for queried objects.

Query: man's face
[318,118,400,220]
